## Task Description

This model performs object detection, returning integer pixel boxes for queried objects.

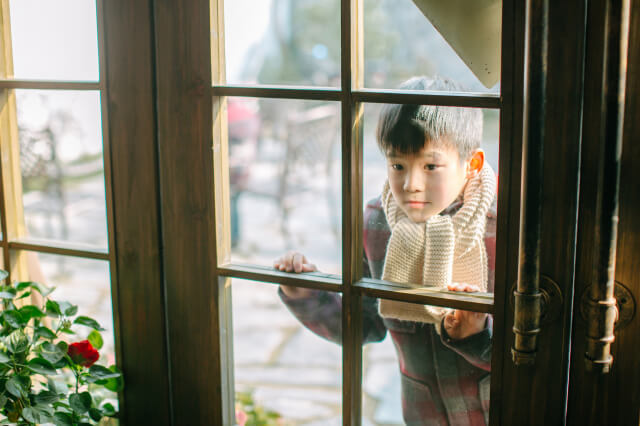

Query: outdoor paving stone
[235,366,341,387]
[233,328,288,365]
[255,395,335,423]
[277,327,341,367]
[363,361,400,399]
[364,334,398,362]
[362,362,403,425]
[232,305,300,330]
[303,415,343,426]
[252,386,341,407]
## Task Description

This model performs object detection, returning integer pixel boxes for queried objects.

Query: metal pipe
[584,0,630,374]
[512,0,548,366]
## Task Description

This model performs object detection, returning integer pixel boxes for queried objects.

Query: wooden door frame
[99,0,638,424]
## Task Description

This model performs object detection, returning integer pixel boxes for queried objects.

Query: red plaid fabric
[280,196,497,425]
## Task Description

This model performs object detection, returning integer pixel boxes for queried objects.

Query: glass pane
[364,0,502,93]
[362,298,493,425]
[8,0,100,81]
[222,0,340,87]
[21,252,118,407]
[233,279,342,425]
[363,100,499,286]
[227,97,341,274]
[16,90,108,249]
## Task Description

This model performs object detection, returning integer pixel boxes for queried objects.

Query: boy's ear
[467,150,485,177]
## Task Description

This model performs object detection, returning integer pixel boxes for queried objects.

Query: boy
[274,76,497,426]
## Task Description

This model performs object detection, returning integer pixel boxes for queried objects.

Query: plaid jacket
[279,196,497,425]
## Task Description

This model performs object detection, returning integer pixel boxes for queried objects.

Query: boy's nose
[403,168,425,192]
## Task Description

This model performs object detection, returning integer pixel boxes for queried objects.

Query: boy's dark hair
[376,76,483,160]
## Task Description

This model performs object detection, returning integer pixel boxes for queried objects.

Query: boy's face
[386,140,471,223]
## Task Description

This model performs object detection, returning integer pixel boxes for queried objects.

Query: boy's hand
[274,252,317,300]
[273,251,317,273]
[443,283,488,340]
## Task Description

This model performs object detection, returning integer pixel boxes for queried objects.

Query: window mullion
[0,0,28,280]
[342,0,364,425]
[211,0,235,424]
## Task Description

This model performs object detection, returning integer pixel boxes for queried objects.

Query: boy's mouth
[405,201,430,208]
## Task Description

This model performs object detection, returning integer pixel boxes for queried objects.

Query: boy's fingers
[293,253,304,273]
[302,263,317,272]
[447,282,482,292]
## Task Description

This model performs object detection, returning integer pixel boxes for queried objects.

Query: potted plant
[0,269,122,425]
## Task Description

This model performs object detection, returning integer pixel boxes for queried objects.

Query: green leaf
[0,270,8,282]
[6,329,29,353]
[16,290,32,300]
[22,406,46,423]
[0,352,10,363]
[58,302,77,317]
[101,402,116,417]
[40,342,65,364]
[48,378,69,396]
[89,364,120,380]
[5,375,26,398]
[35,326,57,340]
[102,365,124,392]
[89,407,103,422]
[65,306,78,317]
[18,305,46,320]
[0,394,6,409]
[35,389,60,405]
[53,411,73,426]
[0,291,16,299]
[2,310,26,328]
[27,357,58,375]
[73,316,105,331]
[69,392,92,414]
[35,404,55,417]
[16,281,54,297]
[14,281,30,291]
[87,330,103,350]
[46,300,62,317]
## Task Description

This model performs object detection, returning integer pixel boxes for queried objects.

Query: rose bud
[67,340,99,367]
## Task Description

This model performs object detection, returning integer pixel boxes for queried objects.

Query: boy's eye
[426,164,438,171]
[391,164,404,171]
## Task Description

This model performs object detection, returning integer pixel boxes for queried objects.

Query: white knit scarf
[378,163,497,331]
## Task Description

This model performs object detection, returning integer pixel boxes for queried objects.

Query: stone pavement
[232,279,404,425]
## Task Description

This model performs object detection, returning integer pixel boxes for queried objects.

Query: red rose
[67,340,99,367]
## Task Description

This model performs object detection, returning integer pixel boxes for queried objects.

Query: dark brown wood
[0,79,100,90]
[567,0,638,424]
[212,85,341,101]
[218,263,343,288]
[101,0,172,424]
[341,0,363,424]
[357,279,494,313]
[8,238,109,260]
[497,0,587,423]
[153,0,224,423]
[489,0,525,422]
[352,88,501,108]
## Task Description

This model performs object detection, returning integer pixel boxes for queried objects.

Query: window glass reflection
[364,0,502,92]
[233,279,342,425]
[16,90,108,249]
[227,97,341,274]
[223,0,340,87]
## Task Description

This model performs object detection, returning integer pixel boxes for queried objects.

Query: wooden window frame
[0,0,123,409]
[208,1,518,425]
